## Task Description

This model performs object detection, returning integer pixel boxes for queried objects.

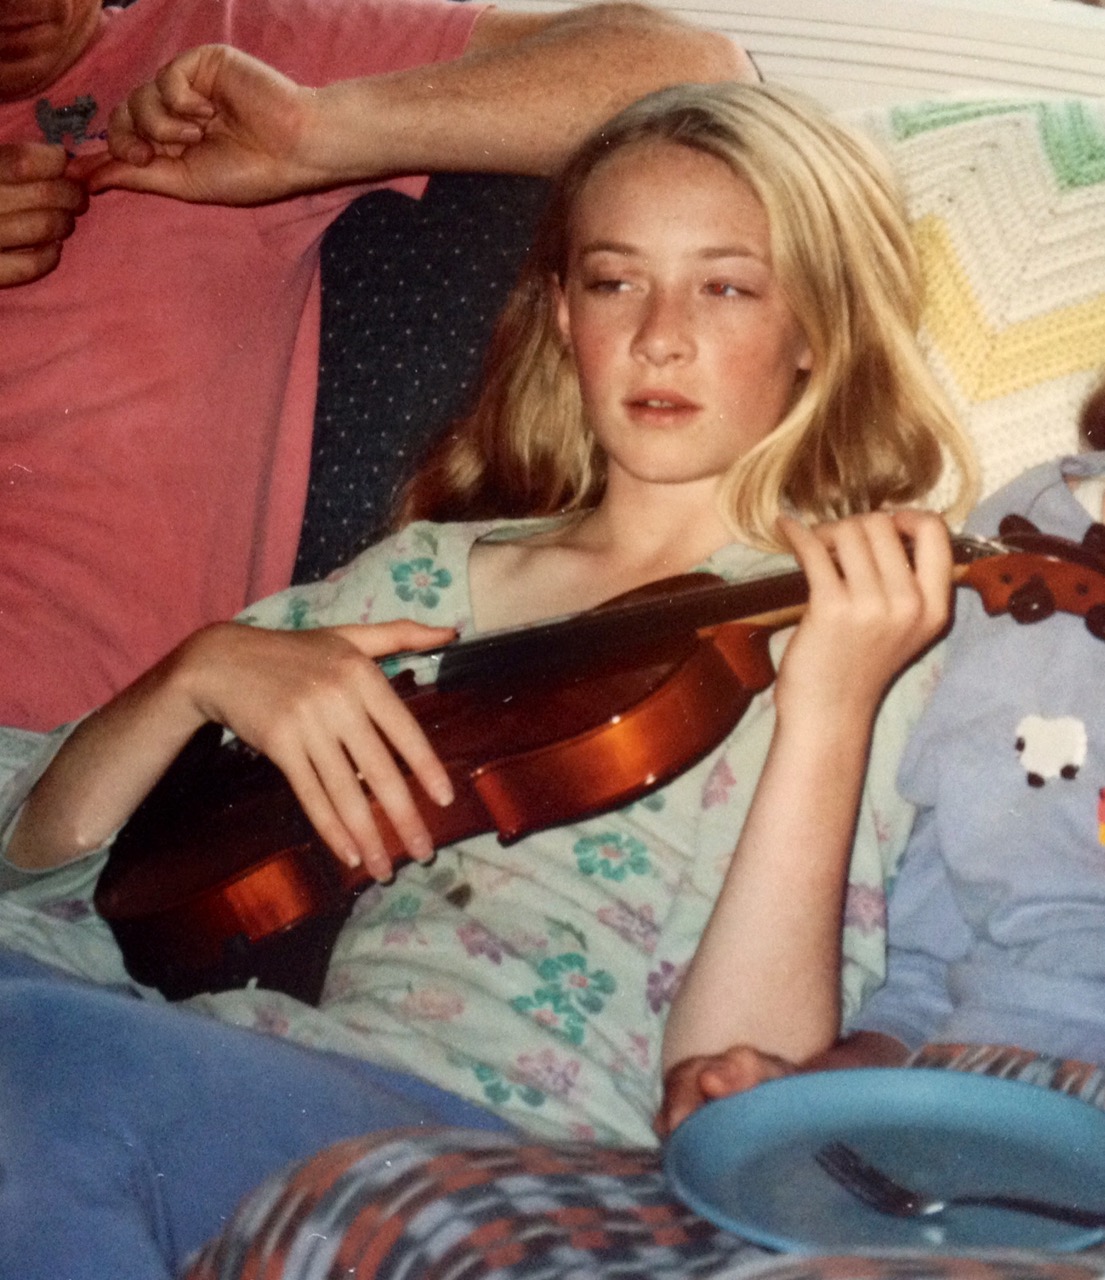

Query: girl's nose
[630,291,695,364]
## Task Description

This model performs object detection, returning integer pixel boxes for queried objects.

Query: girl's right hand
[774,509,953,731]
[655,1045,796,1137]
[176,620,457,880]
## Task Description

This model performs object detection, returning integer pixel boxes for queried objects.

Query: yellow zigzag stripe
[915,213,1105,401]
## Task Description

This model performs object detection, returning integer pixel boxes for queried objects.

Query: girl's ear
[552,273,572,350]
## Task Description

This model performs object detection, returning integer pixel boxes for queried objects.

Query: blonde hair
[400,82,976,545]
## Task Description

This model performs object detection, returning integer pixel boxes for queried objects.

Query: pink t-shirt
[0,0,483,730]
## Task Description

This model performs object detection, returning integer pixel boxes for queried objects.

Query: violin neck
[394,527,1099,697]
[403,568,810,694]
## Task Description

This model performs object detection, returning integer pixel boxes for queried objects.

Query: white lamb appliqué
[1014,714,1088,788]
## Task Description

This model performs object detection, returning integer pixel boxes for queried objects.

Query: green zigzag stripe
[889,99,1105,190]
[889,99,1027,139]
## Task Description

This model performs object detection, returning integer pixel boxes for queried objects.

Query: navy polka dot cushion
[293,172,548,583]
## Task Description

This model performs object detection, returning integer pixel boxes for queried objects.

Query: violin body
[94,571,796,1000]
[93,521,1105,1002]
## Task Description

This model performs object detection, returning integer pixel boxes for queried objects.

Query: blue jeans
[0,948,512,1280]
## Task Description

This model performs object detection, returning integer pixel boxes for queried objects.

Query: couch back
[292,172,547,584]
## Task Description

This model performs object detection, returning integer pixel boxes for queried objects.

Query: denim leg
[0,949,511,1280]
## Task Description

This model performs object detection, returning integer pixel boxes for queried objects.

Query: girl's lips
[628,389,696,405]
[624,392,700,420]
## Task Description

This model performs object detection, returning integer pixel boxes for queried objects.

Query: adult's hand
[0,142,87,286]
[79,45,325,205]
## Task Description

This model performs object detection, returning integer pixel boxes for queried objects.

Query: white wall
[502,0,1105,107]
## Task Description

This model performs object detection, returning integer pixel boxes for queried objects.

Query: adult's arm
[84,4,751,203]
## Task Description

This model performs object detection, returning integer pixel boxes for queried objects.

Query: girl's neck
[578,468,737,560]
[561,496,733,580]
[469,481,740,632]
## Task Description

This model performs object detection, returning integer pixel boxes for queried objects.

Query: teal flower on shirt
[470,1062,546,1108]
[511,953,616,1045]
[391,557,452,608]
[572,832,650,881]
[282,596,312,630]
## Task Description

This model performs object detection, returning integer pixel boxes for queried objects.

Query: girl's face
[555,140,811,498]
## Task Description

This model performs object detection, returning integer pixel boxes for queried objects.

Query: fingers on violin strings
[812,514,911,594]
[788,514,936,648]
[777,513,834,576]
[833,516,935,640]
[779,514,881,602]
[891,508,953,578]
[886,509,954,637]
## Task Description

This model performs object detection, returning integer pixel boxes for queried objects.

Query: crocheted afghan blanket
[861,97,1105,502]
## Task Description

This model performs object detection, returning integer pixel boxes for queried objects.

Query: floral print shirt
[0,519,937,1145]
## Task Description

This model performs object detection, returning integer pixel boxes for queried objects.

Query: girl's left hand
[774,510,952,729]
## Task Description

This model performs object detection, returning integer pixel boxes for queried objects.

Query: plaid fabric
[907,1044,1105,1107]
[183,1050,1105,1280]
[182,1129,757,1280]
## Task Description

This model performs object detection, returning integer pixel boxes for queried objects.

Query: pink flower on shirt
[400,986,465,1021]
[597,900,659,953]
[456,920,506,964]
[703,756,738,809]
[844,882,887,933]
[514,1048,582,1099]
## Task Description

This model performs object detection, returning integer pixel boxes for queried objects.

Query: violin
[92,518,1105,1002]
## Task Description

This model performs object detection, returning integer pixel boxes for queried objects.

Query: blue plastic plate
[663,1068,1105,1253]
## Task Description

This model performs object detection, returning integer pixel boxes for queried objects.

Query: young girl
[0,79,968,1279]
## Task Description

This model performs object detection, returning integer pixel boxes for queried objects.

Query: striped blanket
[185,1047,1105,1280]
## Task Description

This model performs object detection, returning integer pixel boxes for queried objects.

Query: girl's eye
[704,280,750,299]
[584,277,632,294]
